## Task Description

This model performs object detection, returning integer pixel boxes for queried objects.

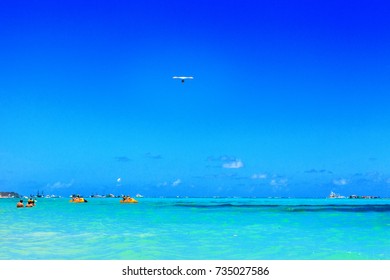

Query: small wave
[174,203,280,208]
[173,203,390,212]
[26,231,59,237]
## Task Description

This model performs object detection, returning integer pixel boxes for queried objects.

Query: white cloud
[47,180,74,189]
[157,182,168,187]
[222,160,244,169]
[333,178,349,186]
[145,152,162,159]
[270,178,288,187]
[207,155,236,162]
[172,179,182,187]
[251,173,267,179]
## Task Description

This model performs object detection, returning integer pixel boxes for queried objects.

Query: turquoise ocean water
[1,197,389,260]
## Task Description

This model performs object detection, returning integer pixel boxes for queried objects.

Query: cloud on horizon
[270,178,288,187]
[46,180,74,189]
[115,156,131,162]
[157,179,182,187]
[304,169,333,174]
[206,155,244,169]
[172,179,182,187]
[207,155,237,162]
[157,182,169,187]
[251,173,268,179]
[333,178,349,186]
[145,152,162,160]
[223,159,244,169]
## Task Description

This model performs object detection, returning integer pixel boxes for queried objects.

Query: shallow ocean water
[1,197,389,260]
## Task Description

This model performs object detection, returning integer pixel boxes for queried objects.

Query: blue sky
[1,0,390,197]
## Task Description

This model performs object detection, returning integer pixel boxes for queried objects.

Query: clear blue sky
[1,0,390,197]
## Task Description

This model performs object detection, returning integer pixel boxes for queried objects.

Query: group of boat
[328,191,380,199]
[69,194,141,203]
[88,193,143,199]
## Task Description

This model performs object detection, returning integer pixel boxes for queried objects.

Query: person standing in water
[26,200,34,207]
[16,200,24,208]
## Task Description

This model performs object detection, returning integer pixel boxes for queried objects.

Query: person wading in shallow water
[28,198,35,206]
[16,200,24,208]
[26,200,34,208]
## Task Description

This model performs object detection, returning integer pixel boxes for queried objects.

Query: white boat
[135,194,144,198]
[328,191,346,199]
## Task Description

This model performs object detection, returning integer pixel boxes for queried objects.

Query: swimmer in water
[16,200,24,208]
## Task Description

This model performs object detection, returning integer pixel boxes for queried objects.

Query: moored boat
[328,191,346,199]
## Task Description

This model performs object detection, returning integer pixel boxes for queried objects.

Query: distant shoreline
[0,192,388,199]
[0,191,20,198]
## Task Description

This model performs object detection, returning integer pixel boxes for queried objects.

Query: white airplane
[172,76,194,83]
